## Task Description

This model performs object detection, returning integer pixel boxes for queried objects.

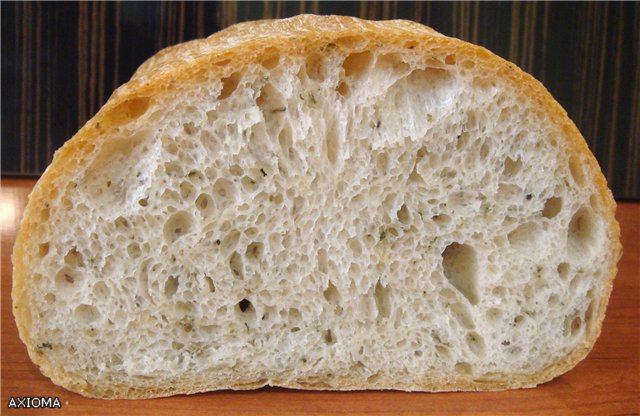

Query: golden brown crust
[12,14,621,399]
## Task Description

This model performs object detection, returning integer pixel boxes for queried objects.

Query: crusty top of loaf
[12,15,621,399]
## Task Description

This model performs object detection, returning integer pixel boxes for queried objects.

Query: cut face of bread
[12,15,621,399]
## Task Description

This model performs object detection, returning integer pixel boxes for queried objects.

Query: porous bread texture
[12,15,620,399]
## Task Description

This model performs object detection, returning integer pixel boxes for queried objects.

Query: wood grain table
[2,178,638,415]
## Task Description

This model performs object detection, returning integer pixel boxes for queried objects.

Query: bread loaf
[12,15,621,399]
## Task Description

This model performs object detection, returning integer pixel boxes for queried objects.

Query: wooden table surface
[1,178,638,415]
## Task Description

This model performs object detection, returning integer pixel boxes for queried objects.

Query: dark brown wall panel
[2,1,638,198]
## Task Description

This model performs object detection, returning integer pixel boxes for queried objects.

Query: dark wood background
[2,1,638,199]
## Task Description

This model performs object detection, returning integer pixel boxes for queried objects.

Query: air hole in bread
[92,281,109,298]
[569,155,586,186]
[397,204,410,224]
[404,40,418,49]
[305,52,325,81]
[114,216,130,231]
[278,125,293,153]
[568,207,596,255]
[542,197,563,219]
[64,247,84,267]
[486,308,503,323]
[569,272,587,294]
[564,314,582,338]
[461,59,475,69]
[41,204,50,220]
[435,345,451,360]
[261,50,280,70]
[111,97,150,121]
[387,226,399,238]
[336,81,348,97]
[465,332,485,357]
[55,267,79,289]
[257,82,285,111]
[479,142,490,160]
[229,165,244,176]
[238,298,252,313]
[163,211,193,243]
[203,275,215,293]
[323,281,340,305]
[288,307,302,324]
[346,238,362,257]
[375,152,389,173]
[325,123,340,165]
[241,176,258,193]
[492,286,506,297]
[183,122,196,135]
[445,54,457,65]
[127,243,141,259]
[163,139,179,155]
[323,329,335,344]
[450,302,475,329]
[172,341,184,351]
[200,130,221,156]
[164,276,179,297]
[374,280,391,319]
[513,315,524,327]
[409,164,424,183]
[245,242,263,262]
[175,300,194,315]
[433,214,451,226]
[455,131,471,150]
[454,362,473,375]
[502,156,522,177]
[187,169,204,183]
[195,193,214,216]
[507,222,541,250]
[281,233,293,249]
[348,263,361,281]
[179,181,196,201]
[442,243,479,305]
[409,146,429,183]
[235,298,257,324]
[74,304,100,325]
[557,262,571,279]
[164,161,183,177]
[108,354,123,367]
[585,297,595,328]
[377,53,410,77]
[218,72,241,100]
[317,249,329,274]
[44,292,56,304]
[254,213,266,226]
[213,178,235,200]
[439,167,457,180]
[342,51,373,78]
[61,196,75,212]
[244,227,258,239]
[229,251,244,279]
[336,34,366,49]
[496,183,520,201]
[38,242,50,257]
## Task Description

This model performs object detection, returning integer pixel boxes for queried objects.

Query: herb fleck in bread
[12,15,621,399]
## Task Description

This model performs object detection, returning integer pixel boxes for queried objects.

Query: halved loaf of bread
[12,15,621,399]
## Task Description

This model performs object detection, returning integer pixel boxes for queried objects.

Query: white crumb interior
[29,46,613,390]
